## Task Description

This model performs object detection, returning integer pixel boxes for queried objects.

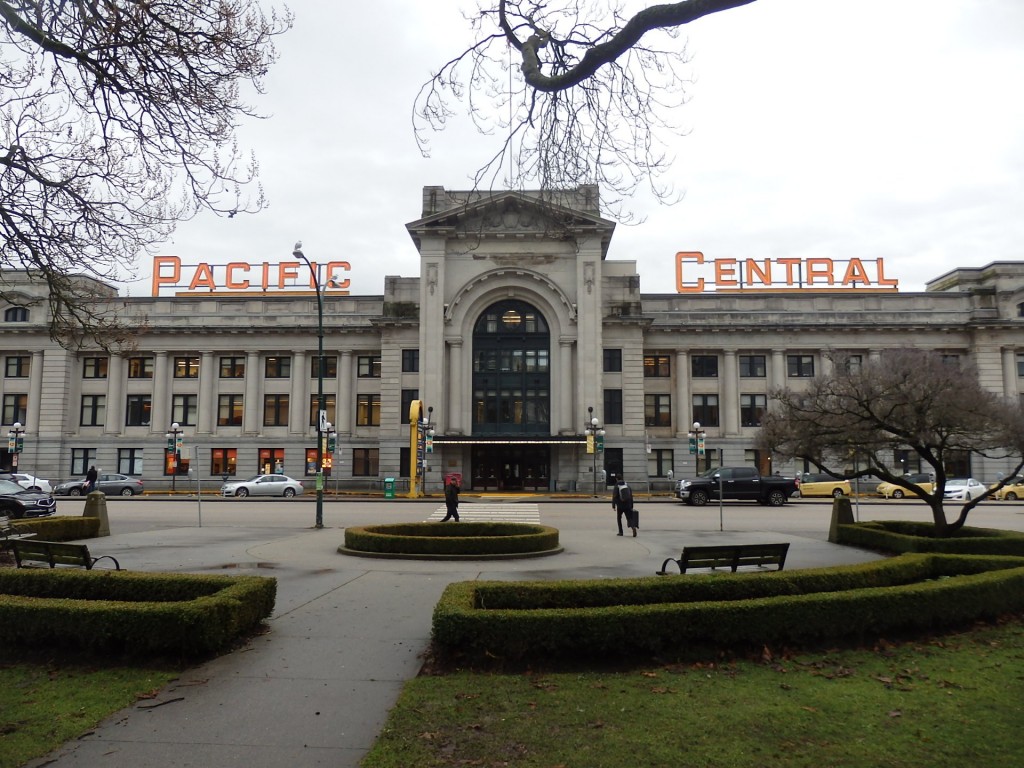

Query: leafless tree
[0,0,292,347]
[759,349,1024,536]
[415,0,756,218]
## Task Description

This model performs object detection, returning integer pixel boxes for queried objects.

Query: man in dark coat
[85,465,98,493]
[612,479,637,536]
[442,476,460,522]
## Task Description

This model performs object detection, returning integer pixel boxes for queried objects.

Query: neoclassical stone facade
[1,186,1022,492]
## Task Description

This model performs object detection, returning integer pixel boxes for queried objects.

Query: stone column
[28,351,44,435]
[104,353,124,435]
[674,350,690,437]
[560,338,574,433]
[290,350,307,435]
[722,350,738,435]
[197,351,215,435]
[1002,347,1019,399]
[448,339,463,434]
[770,349,786,390]
[151,351,169,435]
[337,351,353,435]
[243,351,260,435]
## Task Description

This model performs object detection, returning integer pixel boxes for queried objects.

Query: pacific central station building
[2,186,1023,493]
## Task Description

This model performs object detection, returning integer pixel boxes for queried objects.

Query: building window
[604,448,624,485]
[1018,302,1024,318]
[4,355,29,378]
[218,395,244,426]
[353,448,379,476]
[4,307,28,322]
[265,356,291,378]
[127,356,153,378]
[125,395,152,427]
[691,355,719,378]
[2,393,27,425]
[173,356,200,378]
[692,394,720,427]
[220,356,245,378]
[312,356,337,379]
[71,448,96,476]
[844,354,863,374]
[357,355,382,378]
[787,355,815,378]
[80,395,106,427]
[643,354,670,377]
[356,394,381,426]
[402,349,420,373]
[400,389,419,424]
[648,449,674,478]
[644,394,671,427]
[118,448,144,475]
[604,389,623,424]
[940,353,961,367]
[211,448,237,476]
[1018,354,1024,378]
[740,394,767,427]
[258,448,285,475]
[172,394,198,426]
[308,394,337,426]
[399,446,411,478]
[83,357,108,379]
[603,349,622,373]
[263,394,290,427]
[739,355,766,378]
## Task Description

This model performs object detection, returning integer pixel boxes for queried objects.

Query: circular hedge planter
[340,522,562,560]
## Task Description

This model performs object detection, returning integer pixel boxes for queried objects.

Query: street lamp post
[292,241,339,529]
[690,421,706,473]
[166,422,183,493]
[584,406,605,497]
[7,421,25,471]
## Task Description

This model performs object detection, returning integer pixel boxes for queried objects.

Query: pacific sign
[151,256,352,297]
[675,252,899,292]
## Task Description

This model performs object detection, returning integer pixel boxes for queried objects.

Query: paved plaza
[23,496,1024,768]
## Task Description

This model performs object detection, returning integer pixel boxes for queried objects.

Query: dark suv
[0,478,56,519]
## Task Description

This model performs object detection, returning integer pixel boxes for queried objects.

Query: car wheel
[1006,492,1018,501]
[120,487,134,496]
[283,488,296,498]
[767,490,787,507]
[689,490,709,506]
[69,487,82,496]
[236,487,249,497]
[832,488,845,498]
[891,489,905,499]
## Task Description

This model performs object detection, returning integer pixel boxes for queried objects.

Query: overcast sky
[131,0,1024,297]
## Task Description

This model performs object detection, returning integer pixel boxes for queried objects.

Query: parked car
[797,473,851,498]
[942,478,987,502]
[877,473,935,499]
[221,474,305,498]
[675,466,799,506]
[53,473,144,497]
[0,473,53,493]
[992,476,1024,501]
[0,478,56,519]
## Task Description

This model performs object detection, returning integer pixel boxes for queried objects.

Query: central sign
[675,252,899,292]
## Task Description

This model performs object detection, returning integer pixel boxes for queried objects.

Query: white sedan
[220,474,305,498]
[3,473,53,493]
[942,478,987,502]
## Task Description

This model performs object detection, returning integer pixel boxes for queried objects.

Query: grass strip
[363,616,1024,768]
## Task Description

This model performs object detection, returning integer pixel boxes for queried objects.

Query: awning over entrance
[432,435,586,445]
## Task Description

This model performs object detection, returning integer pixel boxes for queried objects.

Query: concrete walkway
[25,498,924,768]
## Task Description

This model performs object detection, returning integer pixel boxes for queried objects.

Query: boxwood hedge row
[344,522,559,556]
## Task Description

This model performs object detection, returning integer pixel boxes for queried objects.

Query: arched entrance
[470,299,551,490]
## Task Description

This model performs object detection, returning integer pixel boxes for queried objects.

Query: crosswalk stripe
[426,502,540,523]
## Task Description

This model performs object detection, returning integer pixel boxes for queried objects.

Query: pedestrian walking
[85,465,98,493]
[442,476,461,522]
[612,478,637,536]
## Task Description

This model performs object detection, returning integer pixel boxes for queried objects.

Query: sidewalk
[27,500,885,768]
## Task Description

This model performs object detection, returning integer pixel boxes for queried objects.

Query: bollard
[83,490,111,537]
[828,495,854,543]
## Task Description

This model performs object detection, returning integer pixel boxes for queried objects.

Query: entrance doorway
[471,445,550,491]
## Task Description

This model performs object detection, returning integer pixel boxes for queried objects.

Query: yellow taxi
[992,476,1024,501]
[876,473,935,499]
[797,473,852,498]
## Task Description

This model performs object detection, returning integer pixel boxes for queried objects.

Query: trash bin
[383,478,395,498]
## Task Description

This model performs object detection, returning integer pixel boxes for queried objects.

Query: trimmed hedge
[836,520,1024,555]
[5,515,100,541]
[344,522,559,556]
[0,568,276,657]
[432,554,1024,663]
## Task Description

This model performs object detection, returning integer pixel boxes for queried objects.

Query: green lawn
[363,616,1024,768]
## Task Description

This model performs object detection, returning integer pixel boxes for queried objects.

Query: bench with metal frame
[0,515,37,545]
[8,539,121,570]
[657,543,789,575]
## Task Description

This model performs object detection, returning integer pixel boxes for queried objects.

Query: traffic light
[595,434,604,453]
[688,432,696,454]
[327,433,336,452]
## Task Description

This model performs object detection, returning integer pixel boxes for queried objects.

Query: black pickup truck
[676,467,800,507]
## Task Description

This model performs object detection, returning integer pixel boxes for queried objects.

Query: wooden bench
[9,539,121,570]
[0,515,37,545]
[657,543,789,575]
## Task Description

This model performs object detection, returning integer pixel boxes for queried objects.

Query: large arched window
[472,300,550,434]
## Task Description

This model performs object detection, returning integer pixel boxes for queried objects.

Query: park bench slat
[657,543,789,575]
[9,539,121,570]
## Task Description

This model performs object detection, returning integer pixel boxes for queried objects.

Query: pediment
[406,188,615,257]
